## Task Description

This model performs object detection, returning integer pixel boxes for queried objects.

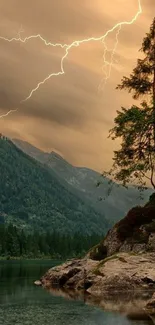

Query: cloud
[0,0,154,171]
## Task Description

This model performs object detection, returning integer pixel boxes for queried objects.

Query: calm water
[0,260,153,325]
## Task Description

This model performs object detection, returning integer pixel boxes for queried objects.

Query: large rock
[88,204,155,260]
[41,258,98,290]
[41,252,155,295]
[40,203,155,294]
[38,199,155,321]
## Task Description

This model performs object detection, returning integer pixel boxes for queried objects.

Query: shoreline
[0,256,66,261]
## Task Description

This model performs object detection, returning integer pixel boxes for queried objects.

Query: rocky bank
[38,194,155,320]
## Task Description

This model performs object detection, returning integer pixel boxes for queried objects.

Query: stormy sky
[0,0,154,171]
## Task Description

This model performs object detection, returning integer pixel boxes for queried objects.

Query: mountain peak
[0,137,106,234]
[50,151,64,160]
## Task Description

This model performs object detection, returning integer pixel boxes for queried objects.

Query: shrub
[89,243,107,261]
[117,206,155,241]
[149,193,155,205]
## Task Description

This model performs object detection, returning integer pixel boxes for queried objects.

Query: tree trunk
[153,66,155,145]
[153,29,155,146]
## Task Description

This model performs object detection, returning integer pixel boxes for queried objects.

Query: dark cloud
[0,0,154,170]
[0,0,110,41]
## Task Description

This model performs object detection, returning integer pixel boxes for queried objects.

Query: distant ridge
[13,138,153,223]
[0,137,109,234]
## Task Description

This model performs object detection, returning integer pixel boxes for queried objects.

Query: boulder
[37,200,155,321]
[40,252,155,295]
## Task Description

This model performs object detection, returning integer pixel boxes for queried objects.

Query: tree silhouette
[108,18,155,190]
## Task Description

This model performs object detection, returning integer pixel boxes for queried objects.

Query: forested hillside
[0,137,109,235]
[0,224,102,258]
[14,138,153,222]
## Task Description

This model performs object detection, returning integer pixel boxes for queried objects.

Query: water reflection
[0,260,153,325]
[44,286,154,323]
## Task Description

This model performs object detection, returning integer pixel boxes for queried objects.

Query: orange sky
[0,0,154,171]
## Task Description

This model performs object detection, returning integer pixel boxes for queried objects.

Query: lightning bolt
[0,0,142,118]
[98,25,122,93]
[0,33,69,48]
[21,46,72,102]
[18,25,24,39]
[0,109,18,118]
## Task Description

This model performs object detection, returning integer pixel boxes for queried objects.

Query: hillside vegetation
[0,138,109,235]
[0,223,102,258]
[14,139,152,223]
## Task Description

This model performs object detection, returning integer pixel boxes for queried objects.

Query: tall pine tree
[108,18,155,190]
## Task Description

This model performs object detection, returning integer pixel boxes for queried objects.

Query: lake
[0,260,153,325]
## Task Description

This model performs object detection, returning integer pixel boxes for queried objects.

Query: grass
[93,254,119,275]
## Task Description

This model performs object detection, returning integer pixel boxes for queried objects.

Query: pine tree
[108,18,155,190]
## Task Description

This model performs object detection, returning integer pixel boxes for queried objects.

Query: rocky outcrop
[88,203,155,260]
[41,258,98,290]
[40,253,155,321]
[38,196,155,320]
[41,253,155,294]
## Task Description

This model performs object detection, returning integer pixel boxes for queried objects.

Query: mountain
[0,136,109,235]
[13,138,153,222]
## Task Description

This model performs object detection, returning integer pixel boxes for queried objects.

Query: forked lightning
[0,0,142,118]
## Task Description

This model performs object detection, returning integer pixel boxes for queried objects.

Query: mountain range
[0,136,109,235]
[13,138,153,222]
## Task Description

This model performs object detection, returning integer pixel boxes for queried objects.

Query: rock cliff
[38,194,155,320]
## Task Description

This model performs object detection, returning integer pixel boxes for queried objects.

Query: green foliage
[14,139,153,224]
[107,18,155,190]
[109,103,155,186]
[116,18,155,99]
[0,138,109,235]
[0,223,102,259]
[148,192,155,205]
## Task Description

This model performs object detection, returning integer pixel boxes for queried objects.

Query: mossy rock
[93,254,119,275]
[89,243,107,261]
